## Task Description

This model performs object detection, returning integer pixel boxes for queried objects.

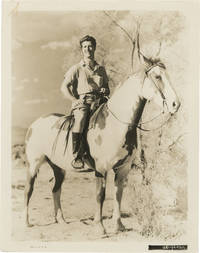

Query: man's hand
[100,88,106,94]
[72,98,85,110]
[100,88,109,97]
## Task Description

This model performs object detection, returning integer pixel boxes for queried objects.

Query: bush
[127,126,187,239]
[12,144,28,168]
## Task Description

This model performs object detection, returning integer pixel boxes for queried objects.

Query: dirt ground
[11,162,145,242]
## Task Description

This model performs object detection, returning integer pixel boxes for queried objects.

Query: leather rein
[107,64,173,132]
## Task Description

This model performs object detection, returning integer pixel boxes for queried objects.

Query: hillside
[12,126,27,145]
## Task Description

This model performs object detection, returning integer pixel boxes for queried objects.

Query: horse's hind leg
[52,167,65,224]
[24,155,45,227]
[94,171,107,235]
[46,157,65,224]
[24,172,36,227]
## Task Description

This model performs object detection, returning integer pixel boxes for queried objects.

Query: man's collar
[80,60,100,71]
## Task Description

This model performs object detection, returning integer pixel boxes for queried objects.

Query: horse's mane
[147,57,166,69]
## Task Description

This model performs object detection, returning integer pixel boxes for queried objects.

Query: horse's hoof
[58,220,66,225]
[26,223,34,228]
[55,218,66,224]
[97,227,106,236]
[114,222,126,233]
[119,223,126,231]
[94,222,106,236]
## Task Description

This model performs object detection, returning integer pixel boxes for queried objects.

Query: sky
[12,11,134,128]
[11,10,186,129]
[12,11,104,128]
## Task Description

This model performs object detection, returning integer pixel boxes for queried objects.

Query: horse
[24,54,180,235]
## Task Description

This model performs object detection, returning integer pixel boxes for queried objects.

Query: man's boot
[71,132,84,169]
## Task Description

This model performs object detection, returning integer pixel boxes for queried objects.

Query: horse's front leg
[94,171,107,235]
[46,157,66,224]
[112,170,128,233]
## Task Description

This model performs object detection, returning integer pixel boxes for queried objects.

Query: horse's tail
[25,126,33,146]
[51,114,74,156]
[63,116,74,154]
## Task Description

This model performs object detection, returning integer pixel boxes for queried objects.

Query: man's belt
[79,92,99,103]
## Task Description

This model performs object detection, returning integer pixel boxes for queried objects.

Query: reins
[107,103,172,132]
[136,114,173,132]
[107,64,173,131]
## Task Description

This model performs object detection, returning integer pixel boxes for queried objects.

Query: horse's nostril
[173,101,176,107]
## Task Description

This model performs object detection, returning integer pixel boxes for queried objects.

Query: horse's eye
[155,75,162,80]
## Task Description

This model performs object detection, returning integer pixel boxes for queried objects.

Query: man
[61,35,110,169]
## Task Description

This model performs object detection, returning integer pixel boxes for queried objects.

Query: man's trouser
[72,92,97,133]
[73,105,90,133]
[71,99,91,169]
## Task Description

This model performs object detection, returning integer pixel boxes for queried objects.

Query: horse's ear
[139,52,153,68]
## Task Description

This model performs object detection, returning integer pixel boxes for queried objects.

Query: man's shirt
[64,60,109,98]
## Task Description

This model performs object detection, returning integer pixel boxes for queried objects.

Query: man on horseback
[61,35,110,169]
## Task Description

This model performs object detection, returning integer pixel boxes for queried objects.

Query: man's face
[81,41,95,60]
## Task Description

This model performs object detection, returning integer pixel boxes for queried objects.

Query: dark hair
[79,35,96,49]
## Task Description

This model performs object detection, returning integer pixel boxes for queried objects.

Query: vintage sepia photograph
[1,1,199,252]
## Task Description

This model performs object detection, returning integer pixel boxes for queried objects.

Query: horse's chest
[89,126,137,171]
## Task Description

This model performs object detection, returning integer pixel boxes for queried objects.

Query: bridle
[145,63,168,112]
[107,64,173,131]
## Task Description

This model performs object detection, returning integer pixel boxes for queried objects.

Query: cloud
[12,39,22,50]
[21,78,30,84]
[118,14,136,34]
[24,98,48,105]
[41,41,71,50]
[20,78,39,84]
[14,85,24,91]
[12,12,90,43]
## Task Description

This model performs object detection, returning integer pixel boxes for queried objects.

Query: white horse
[24,55,180,234]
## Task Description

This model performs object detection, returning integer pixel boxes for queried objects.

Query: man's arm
[61,65,79,101]
[101,67,110,96]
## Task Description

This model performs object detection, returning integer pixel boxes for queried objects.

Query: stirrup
[71,157,84,169]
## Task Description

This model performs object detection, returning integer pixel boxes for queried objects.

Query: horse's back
[25,113,68,160]
[26,113,64,141]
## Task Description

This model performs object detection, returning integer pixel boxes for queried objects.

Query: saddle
[52,103,107,158]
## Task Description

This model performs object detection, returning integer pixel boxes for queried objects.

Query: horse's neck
[87,72,146,165]
[108,71,145,125]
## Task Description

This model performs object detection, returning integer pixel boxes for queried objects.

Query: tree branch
[104,11,135,43]
[155,19,163,57]
[168,133,187,150]
[136,22,141,61]
[108,68,125,76]
[104,11,139,73]
[156,41,162,57]
[131,41,136,72]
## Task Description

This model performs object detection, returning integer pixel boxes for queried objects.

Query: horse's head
[141,56,180,115]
